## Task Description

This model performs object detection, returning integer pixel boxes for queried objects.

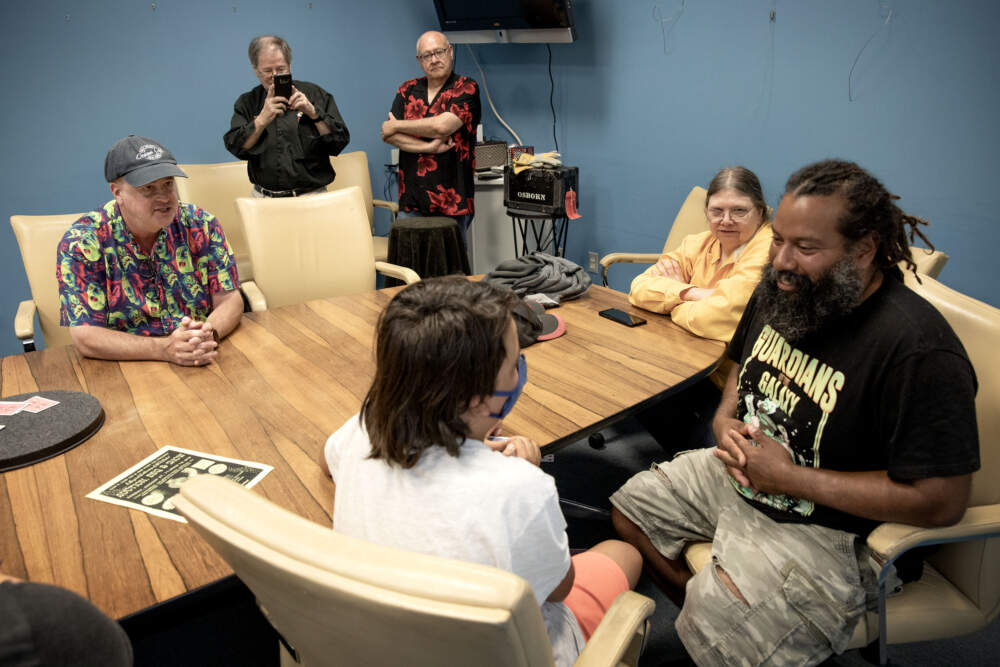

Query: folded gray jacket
[485,251,591,302]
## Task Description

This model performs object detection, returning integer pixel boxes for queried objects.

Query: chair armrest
[598,252,661,287]
[574,590,655,667]
[373,199,398,226]
[867,504,1000,563]
[240,281,268,312]
[14,300,36,340]
[373,199,398,216]
[375,261,420,285]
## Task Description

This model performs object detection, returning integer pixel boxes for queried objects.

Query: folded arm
[628,250,693,314]
[382,112,463,141]
[383,133,455,154]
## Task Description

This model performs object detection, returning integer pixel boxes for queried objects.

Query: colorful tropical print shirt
[390,72,481,216]
[58,201,239,336]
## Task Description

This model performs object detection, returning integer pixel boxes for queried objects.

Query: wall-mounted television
[433,0,576,44]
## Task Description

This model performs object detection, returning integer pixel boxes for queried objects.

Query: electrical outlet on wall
[390,148,399,165]
[588,251,599,273]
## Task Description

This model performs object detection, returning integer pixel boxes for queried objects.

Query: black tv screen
[434,0,575,31]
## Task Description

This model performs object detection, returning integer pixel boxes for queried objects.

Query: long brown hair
[361,277,518,468]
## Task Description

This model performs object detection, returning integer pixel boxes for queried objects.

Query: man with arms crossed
[611,160,979,665]
[382,31,481,238]
[58,135,242,366]
[225,35,350,197]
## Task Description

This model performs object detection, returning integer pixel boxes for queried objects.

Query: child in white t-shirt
[325,277,642,666]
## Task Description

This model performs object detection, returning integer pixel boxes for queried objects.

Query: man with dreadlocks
[610,159,980,666]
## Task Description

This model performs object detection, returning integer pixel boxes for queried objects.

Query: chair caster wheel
[588,432,606,450]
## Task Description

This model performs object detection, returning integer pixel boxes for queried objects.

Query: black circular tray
[0,390,105,472]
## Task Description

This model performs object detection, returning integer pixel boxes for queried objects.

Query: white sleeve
[508,478,571,606]
[324,414,360,481]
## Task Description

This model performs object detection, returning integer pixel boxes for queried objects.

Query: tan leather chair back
[175,474,556,667]
[904,271,1000,621]
[10,214,83,349]
[328,151,375,229]
[661,186,708,254]
[176,161,254,281]
[909,248,949,279]
[904,272,999,508]
[236,187,376,309]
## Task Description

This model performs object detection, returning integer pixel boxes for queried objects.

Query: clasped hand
[713,419,794,495]
[164,316,218,367]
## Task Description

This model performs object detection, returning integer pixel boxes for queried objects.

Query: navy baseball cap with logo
[104,135,187,187]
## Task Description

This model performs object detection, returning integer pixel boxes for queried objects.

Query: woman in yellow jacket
[629,165,772,343]
[630,166,771,453]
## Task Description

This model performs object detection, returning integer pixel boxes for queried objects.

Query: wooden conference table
[0,284,724,620]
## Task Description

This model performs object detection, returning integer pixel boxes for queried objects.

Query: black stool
[387,216,471,285]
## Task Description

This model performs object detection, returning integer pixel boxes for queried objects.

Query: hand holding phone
[273,73,292,100]
[599,308,647,327]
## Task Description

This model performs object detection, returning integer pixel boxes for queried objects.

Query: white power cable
[465,45,523,146]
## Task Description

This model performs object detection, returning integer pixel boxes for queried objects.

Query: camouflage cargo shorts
[610,448,877,667]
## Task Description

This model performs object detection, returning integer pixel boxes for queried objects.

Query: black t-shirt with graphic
[725,272,980,536]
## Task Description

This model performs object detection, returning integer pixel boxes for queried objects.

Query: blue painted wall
[2,1,997,357]
[468,0,1000,304]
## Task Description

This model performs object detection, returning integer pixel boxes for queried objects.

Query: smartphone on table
[273,73,292,99]
[599,308,647,327]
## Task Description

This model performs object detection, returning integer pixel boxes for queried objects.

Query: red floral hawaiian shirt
[390,72,481,216]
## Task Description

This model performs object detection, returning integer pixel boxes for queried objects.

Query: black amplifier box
[504,166,579,217]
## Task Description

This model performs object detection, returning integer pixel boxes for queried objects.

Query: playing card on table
[0,401,26,416]
[21,396,60,413]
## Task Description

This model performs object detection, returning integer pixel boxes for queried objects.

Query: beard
[754,256,866,342]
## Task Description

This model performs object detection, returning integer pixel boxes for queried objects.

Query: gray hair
[248,35,292,68]
[707,165,770,222]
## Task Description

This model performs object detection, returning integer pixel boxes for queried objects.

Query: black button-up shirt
[224,80,350,191]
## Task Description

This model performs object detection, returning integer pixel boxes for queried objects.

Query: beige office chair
[327,151,397,262]
[175,161,254,281]
[910,247,948,278]
[10,213,84,351]
[175,474,655,667]
[599,186,708,287]
[236,186,418,311]
[684,271,1000,664]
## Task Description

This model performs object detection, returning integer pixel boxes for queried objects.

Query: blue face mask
[489,354,527,419]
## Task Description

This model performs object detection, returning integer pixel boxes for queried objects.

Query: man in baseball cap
[56,135,243,366]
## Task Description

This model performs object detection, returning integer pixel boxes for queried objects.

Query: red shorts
[563,551,630,640]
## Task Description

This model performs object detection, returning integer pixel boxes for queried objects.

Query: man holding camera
[224,35,350,197]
